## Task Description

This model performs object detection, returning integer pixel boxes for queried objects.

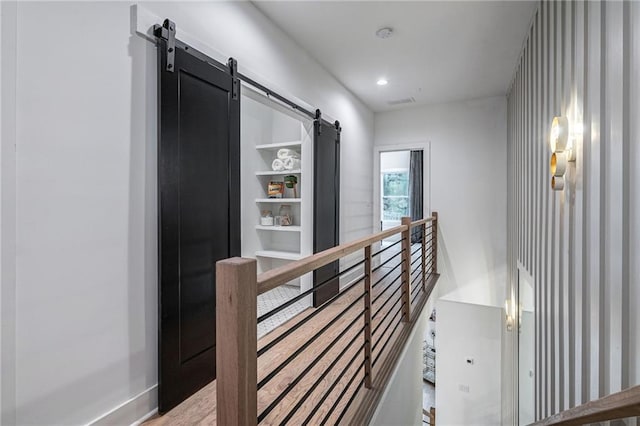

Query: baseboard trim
[87,385,158,426]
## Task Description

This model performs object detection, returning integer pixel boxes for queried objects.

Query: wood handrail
[531,385,640,425]
[408,217,434,228]
[257,216,437,294]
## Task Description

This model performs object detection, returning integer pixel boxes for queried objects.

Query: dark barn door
[313,119,341,307]
[157,32,240,413]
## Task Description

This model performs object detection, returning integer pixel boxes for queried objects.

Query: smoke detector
[375,27,394,39]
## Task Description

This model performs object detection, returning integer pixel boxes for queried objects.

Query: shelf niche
[240,86,313,297]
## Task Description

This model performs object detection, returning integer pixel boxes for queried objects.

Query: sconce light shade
[552,175,565,191]
[550,152,567,176]
[550,116,569,152]
[505,299,516,331]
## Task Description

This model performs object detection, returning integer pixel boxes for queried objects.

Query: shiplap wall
[507,0,639,421]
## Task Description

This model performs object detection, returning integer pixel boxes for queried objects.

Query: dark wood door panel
[313,120,341,307]
[158,39,240,413]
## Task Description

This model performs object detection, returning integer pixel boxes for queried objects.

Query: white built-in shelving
[255,250,303,261]
[255,225,302,232]
[255,141,302,150]
[255,169,302,176]
[254,198,301,203]
[240,86,313,298]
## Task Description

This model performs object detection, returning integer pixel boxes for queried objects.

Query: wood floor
[145,243,433,425]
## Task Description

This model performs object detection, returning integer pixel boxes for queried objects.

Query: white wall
[369,304,428,426]
[436,299,503,426]
[0,2,17,424]
[507,0,640,420]
[375,97,508,307]
[380,150,410,172]
[0,2,374,424]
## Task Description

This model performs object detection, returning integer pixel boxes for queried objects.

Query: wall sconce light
[550,152,567,176]
[551,176,565,191]
[549,116,569,151]
[549,116,577,191]
[505,299,515,332]
[518,303,523,333]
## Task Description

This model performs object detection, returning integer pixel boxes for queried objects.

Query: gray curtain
[409,150,423,243]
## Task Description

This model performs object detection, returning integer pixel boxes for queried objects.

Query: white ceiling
[253,1,537,112]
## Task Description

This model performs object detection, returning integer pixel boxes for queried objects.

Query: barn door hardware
[154,19,176,72]
[228,58,239,100]
[315,109,323,134]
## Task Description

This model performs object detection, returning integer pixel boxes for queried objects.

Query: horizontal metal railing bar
[257,225,407,294]
[300,344,366,425]
[372,295,403,337]
[371,272,404,305]
[257,292,366,390]
[257,275,366,357]
[336,376,367,424]
[421,257,433,272]
[257,311,366,421]
[257,258,366,324]
[411,285,423,305]
[372,282,403,320]
[347,272,438,424]
[371,259,403,289]
[411,246,422,258]
[370,238,404,258]
[411,270,423,287]
[372,311,404,367]
[411,256,422,270]
[410,269,422,288]
[371,249,404,274]
[279,325,367,425]
[320,362,367,426]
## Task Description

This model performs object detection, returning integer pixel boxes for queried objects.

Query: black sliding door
[157,34,240,413]
[313,120,341,307]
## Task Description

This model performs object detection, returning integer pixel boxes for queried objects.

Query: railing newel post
[401,217,412,322]
[216,257,258,426]
[364,245,373,388]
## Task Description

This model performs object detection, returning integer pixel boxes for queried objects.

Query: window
[382,171,409,221]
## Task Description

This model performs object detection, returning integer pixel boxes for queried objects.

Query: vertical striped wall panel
[506,0,639,421]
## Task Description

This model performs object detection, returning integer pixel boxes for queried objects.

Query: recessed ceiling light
[375,27,394,39]
[377,78,388,86]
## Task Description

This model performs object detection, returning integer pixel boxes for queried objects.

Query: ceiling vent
[387,97,416,106]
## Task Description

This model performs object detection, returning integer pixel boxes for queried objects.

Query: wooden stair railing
[530,385,640,426]
[216,213,440,425]
[423,407,436,425]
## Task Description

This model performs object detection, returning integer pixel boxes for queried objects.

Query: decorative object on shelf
[283,157,301,170]
[274,148,301,171]
[272,158,285,171]
[284,175,298,198]
[279,204,292,226]
[277,148,299,159]
[260,210,274,226]
[267,181,284,198]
